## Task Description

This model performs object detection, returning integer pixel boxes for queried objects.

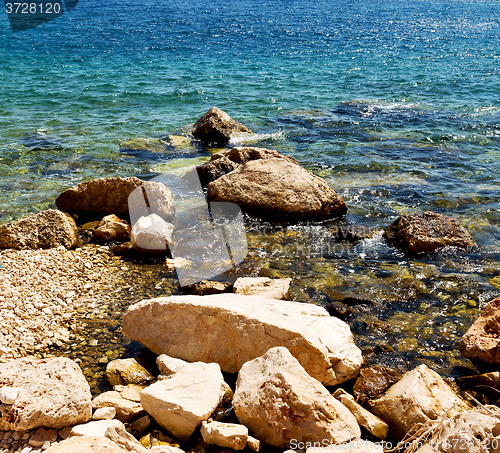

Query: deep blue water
[1,0,500,374]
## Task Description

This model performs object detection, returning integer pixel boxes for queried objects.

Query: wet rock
[192,107,252,146]
[0,209,79,250]
[106,358,155,386]
[0,357,91,431]
[131,214,175,254]
[123,294,362,386]
[207,158,347,221]
[43,436,125,453]
[189,280,231,296]
[460,297,500,368]
[383,211,474,253]
[352,366,401,405]
[93,215,131,243]
[56,177,175,221]
[140,362,230,442]
[200,421,248,450]
[368,364,471,440]
[457,371,500,393]
[165,135,193,150]
[92,391,144,423]
[196,147,296,187]
[233,277,291,300]
[232,347,360,448]
[414,408,500,453]
[71,420,125,438]
[120,138,167,153]
[332,389,388,440]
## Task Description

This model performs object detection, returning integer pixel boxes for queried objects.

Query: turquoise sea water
[1,0,500,375]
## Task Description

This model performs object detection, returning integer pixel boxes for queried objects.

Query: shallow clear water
[2,0,500,378]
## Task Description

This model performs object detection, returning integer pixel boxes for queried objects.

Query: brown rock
[56,177,175,221]
[196,147,297,187]
[207,158,347,221]
[93,215,131,242]
[459,297,500,367]
[106,358,155,386]
[189,280,231,295]
[0,209,80,250]
[383,211,474,253]
[28,428,58,447]
[192,107,251,146]
[352,366,401,405]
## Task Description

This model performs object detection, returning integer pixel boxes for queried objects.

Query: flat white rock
[123,294,362,385]
[140,362,229,441]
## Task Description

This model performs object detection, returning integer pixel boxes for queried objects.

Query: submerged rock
[232,347,360,448]
[0,357,92,431]
[352,366,401,405]
[207,157,347,221]
[0,209,80,250]
[383,211,474,253]
[368,364,471,440]
[56,176,175,221]
[106,358,155,386]
[192,107,252,146]
[122,294,362,385]
[459,297,500,367]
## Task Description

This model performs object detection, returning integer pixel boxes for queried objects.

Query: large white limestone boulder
[140,361,230,442]
[232,347,360,448]
[123,294,362,386]
[0,357,92,431]
[368,364,471,440]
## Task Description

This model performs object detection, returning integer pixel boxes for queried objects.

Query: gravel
[0,245,114,361]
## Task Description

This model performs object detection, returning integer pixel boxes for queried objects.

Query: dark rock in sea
[196,146,298,188]
[182,280,232,295]
[459,297,500,368]
[352,366,401,405]
[192,107,252,146]
[56,177,175,222]
[383,211,474,253]
[207,157,347,221]
[0,209,80,250]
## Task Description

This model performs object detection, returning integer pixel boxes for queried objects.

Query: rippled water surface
[1,0,500,379]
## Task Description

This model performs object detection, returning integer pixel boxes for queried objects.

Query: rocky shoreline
[1,108,500,453]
